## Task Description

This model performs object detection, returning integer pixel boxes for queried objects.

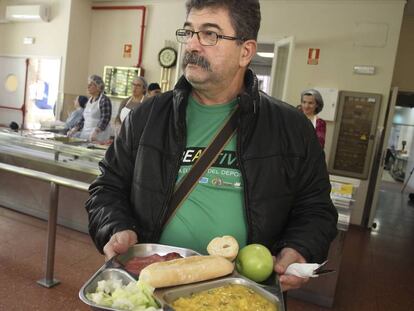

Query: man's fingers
[103,230,138,261]
[103,241,118,261]
[279,274,309,292]
[275,247,307,274]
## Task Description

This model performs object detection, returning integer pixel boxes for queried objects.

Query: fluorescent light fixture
[12,15,40,19]
[257,52,274,58]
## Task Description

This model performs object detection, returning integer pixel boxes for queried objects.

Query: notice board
[328,91,381,179]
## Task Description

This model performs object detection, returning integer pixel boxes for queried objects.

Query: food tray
[79,243,284,311]
[115,243,201,266]
[79,268,139,311]
[159,276,283,311]
[47,136,88,144]
[79,243,201,310]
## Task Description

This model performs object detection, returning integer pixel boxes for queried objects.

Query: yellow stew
[171,284,277,311]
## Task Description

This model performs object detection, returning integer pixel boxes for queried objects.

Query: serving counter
[0,129,107,233]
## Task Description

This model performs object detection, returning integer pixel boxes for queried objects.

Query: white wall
[61,0,92,119]
[86,0,184,87]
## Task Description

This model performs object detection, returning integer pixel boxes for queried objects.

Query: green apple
[236,244,274,282]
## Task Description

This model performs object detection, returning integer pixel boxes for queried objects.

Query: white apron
[120,107,131,122]
[79,94,112,141]
[120,96,143,122]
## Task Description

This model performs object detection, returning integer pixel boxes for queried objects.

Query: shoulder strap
[164,106,240,226]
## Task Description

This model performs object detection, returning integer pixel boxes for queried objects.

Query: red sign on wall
[307,48,320,65]
[123,44,132,58]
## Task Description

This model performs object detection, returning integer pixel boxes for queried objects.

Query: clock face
[158,47,177,68]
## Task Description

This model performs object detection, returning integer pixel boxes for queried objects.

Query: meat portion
[163,252,183,261]
[124,252,183,275]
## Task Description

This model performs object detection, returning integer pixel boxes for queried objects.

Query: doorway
[382,92,414,188]
[250,37,294,99]
[366,89,414,228]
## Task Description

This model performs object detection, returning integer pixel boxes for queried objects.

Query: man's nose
[186,32,203,51]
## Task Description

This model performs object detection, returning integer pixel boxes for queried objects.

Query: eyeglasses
[176,28,245,46]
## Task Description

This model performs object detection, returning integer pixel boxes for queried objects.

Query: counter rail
[0,162,89,288]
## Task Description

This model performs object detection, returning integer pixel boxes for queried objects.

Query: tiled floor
[0,180,413,311]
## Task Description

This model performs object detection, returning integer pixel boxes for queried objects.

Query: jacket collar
[173,68,260,116]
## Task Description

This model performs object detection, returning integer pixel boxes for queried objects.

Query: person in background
[67,75,112,142]
[115,76,147,128]
[9,121,19,132]
[64,95,88,134]
[86,0,337,294]
[147,82,162,97]
[300,89,326,148]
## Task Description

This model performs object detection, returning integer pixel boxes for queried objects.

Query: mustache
[182,52,211,71]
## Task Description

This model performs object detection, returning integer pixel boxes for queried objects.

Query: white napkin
[285,263,321,278]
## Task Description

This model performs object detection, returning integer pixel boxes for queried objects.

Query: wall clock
[158,47,177,68]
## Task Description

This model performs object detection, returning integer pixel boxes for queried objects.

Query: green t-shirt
[159,96,247,254]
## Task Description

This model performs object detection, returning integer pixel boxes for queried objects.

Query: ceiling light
[257,52,274,58]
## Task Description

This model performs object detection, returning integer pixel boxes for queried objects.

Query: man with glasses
[86,0,337,294]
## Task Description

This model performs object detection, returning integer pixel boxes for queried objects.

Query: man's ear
[239,40,257,67]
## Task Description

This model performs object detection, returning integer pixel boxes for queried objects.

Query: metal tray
[79,243,200,310]
[79,268,139,311]
[115,243,201,266]
[79,243,284,311]
[159,276,283,311]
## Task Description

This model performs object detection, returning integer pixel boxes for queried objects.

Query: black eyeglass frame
[175,28,246,46]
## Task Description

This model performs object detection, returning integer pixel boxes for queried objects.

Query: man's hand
[103,230,138,260]
[274,247,308,291]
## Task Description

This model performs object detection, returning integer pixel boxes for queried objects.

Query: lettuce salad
[86,279,162,311]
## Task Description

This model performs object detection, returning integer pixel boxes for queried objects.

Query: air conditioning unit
[5,4,50,22]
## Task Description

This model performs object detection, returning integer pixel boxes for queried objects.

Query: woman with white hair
[115,76,147,126]
[68,75,112,142]
[300,89,326,148]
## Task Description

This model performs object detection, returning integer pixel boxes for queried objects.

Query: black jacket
[86,70,338,263]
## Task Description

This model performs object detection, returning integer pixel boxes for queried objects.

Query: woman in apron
[114,76,147,134]
[68,75,112,142]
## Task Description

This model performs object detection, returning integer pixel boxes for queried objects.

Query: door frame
[269,36,295,101]
[363,86,399,227]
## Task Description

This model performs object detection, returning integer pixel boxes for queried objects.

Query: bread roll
[207,235,239,261]
[139,255,234,288]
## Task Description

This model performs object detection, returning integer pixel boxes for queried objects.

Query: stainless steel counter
[0,129,107,233]
[0,129,107,179]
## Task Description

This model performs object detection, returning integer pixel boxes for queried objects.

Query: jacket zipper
[237,96,253,244]
[155,96,186,240]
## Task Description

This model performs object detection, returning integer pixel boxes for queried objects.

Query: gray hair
[301,89,324,114]
[88,75,105,92]
[132,76,148,90]
[185,0,261,41]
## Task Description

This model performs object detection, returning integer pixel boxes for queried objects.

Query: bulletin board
[103,66,143,99]
[328,91,381,179]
